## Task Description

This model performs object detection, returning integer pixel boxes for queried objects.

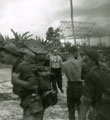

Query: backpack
[41,90,58,109]
[12,60,58,107]
[12,60,36,97]
[33,67,58,108]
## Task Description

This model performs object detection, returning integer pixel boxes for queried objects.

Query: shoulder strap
[89,66,98,73]
[12,60,27,73]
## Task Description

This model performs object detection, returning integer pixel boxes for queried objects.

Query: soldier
[78,50,110,120]
[12,59,45,120]
[0,44,45,120]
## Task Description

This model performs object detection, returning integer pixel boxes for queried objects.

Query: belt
[67,81,83,84]
[51,67,61,69]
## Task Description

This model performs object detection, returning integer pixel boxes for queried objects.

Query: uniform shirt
[62,57,81,82]
[82,66,110,105]
[50,55,62,68]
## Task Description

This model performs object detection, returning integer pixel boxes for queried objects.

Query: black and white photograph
[0,0,110,120]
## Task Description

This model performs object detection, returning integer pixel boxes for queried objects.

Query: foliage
[11,29,33,48]
[45,27,61,50]
[46,27,60,41]
[0,33,7,47]
[0,28,110,55]
[35,36,45,45]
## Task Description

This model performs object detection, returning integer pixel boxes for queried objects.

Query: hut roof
[20,48,35,56]
[23,39,48,54]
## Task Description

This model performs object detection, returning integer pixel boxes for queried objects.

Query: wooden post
[109,35,110,47]
[99,37,102,47]
[87,37,90,47]
[70,0,76,45]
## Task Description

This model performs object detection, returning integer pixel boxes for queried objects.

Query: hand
[11,72,20,84]
[12,72,20,78]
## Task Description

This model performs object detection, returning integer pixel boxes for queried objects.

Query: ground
[0,64,72,120]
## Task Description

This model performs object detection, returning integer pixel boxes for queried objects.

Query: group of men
[0,44,110,120]
[46,46,110,120]
[63,46,110,120]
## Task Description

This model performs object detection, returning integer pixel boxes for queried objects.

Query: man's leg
[74,83,83,115]
[67,85,76,120]
[76,97,81,117]
[56,68,63,93]
[51,68,58,93]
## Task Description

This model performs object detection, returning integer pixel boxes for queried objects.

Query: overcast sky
[0,0,110,38]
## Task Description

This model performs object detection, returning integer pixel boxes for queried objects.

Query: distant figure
[44,50,53,66]
[50,49,63,93]
[62,46,83,120]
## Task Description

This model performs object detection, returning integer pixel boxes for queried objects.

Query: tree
[11,29,33,48]
[46,27,60,41]
[35,36,45,45]
[0,33,11,47]
[46,27,54,41]
[45,27,61,50]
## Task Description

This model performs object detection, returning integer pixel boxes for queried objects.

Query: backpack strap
[89,66,98,73]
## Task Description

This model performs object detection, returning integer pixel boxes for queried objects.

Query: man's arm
[49,57,52,68]
[78,74,94,120]
[78,96,91,120]
[11,72,38,90]
[62,62,65,74]
[78,105,89,120]
[60,56,63,66]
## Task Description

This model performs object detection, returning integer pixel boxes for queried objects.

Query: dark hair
[68,46,78,54]
[84,50,99,66]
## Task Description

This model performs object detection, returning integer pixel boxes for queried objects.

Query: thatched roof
[23,39,48,54]
[20,48,35,56]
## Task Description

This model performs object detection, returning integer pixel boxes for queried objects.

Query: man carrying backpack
[0,43,56,120]
[12,59,45,120]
